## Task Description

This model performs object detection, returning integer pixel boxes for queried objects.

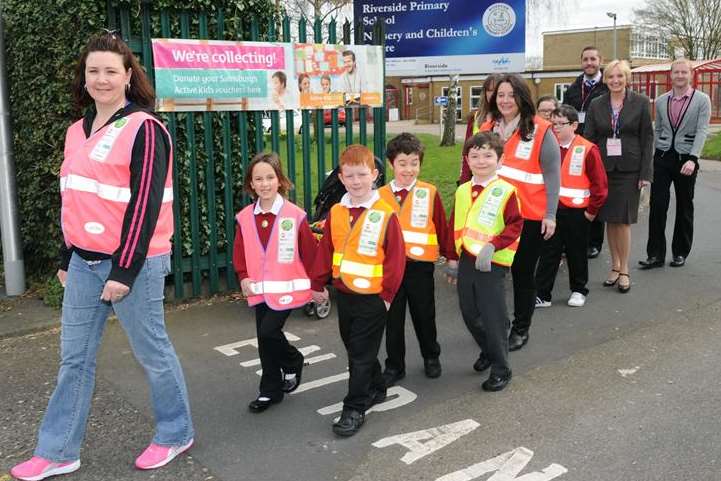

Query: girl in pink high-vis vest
[232,152,318,413]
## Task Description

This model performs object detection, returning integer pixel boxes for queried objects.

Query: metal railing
[108,2,386,300]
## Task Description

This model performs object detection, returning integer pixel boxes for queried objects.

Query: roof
[632,59,721,73]
[542,25,633,36]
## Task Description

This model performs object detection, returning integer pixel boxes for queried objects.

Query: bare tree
[634,0,721,59]
[441,76,459,147]
[283,0,352,22]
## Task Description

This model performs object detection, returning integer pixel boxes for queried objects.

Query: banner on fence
[151,38,384,112]
[354,0,525,76]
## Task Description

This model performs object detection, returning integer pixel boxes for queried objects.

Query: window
[470,86,484,110]
[554,83,570,102]
[442,86,463,121]
[406,87,413,105]
[631,31,670,59]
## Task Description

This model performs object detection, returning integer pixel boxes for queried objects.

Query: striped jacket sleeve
[108,119,171,287]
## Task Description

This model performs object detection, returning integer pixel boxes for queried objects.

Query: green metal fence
[107,2,386,300]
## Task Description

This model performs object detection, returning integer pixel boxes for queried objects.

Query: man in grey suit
[640,58,712,269]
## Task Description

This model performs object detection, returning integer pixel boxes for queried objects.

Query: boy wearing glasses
[535,105,608,308]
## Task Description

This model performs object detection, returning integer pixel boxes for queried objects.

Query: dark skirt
[599,170,641,224]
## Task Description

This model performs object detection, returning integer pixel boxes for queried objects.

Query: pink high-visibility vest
[60,111,174,263]
[237,199,312,310]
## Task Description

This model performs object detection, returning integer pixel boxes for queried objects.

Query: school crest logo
[482,3,516,38]
[113,118,128,128]
[281,219,293,231]
[415,188,428,199]
[574,146,585,154]
[368,211,381,223]
[492,187,504,197]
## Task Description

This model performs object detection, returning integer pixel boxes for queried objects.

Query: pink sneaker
[10,456,80,481]
[134,439,193,470]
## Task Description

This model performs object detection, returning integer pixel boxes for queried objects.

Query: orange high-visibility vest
[236,199,312,310]
[378,181,439,262]
[480,115,552,221]
[453,178,520,266]
[559,135,593,209]
[330,198,395,294]
[60,111,174,257]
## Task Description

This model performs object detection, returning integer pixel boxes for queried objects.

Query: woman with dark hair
[298,73,311,94]
[458,74,501,184]
[11,32,194,481]
[478,74,561,353]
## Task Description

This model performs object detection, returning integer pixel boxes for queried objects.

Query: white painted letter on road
[372,419,480,465]
[436,447,567,481]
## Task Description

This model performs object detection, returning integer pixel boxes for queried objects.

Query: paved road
[2,166,721,481]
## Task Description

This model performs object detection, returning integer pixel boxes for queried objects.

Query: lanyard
[668,89,695,130]
[581,81,597,108]
[608,93,625,138]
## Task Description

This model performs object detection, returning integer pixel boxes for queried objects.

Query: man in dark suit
[639,58,711,269]
[563,46,609,260]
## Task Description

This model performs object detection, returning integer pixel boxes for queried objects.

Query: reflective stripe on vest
[378,181,439,261]
[330,198,394,294]
[453,178,519,266]
[237,199,312,310]
[559,135,593,208]
[60,111,174,258]
[481,116,551,221]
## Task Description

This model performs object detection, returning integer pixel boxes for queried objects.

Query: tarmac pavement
[1,162,721,481]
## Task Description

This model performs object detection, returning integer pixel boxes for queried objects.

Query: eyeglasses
[552,121,572,128]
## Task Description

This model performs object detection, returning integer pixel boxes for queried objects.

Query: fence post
[298,18,313,212]
[328,18,340,168]
[282,16,297,203]
[342,20,353,147]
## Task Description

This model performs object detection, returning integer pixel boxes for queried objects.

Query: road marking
[618,366,640,377]
[290,372,349,394]
[372,418,480,465]
[436,447,567,481]
[213,332,301,357]
[318,386,417,417]
[244,345,321,368]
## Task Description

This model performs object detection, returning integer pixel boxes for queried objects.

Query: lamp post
[607,12,617,59]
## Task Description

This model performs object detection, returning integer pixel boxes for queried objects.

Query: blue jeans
[35,253,194,462]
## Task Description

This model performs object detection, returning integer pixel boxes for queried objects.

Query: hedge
[2,0,275,280]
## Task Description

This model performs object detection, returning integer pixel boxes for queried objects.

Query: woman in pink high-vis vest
[233,152,317,413]
[11,33,194,481]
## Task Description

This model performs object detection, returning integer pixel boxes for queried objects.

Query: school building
[385,25,671,124]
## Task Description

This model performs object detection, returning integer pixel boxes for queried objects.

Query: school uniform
[536,136,608,301]
[233,194,317,401]
[378,179,449,377]
[447,176,523,377]
[311,191,405,414]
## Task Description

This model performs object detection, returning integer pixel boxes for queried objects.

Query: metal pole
[613,17,617,59]
[0,14,26,296]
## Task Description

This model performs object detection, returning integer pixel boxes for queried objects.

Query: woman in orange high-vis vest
[232,153,317,413]
[479,74,562,352]
[11,33,194,481]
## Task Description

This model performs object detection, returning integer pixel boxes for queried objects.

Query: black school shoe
[481,370,512,392]
[332,409,365,437]
[424,358,442,378]
[382,368,406,387]
[282,360,304,393]
[248,395,283,413]
[473,353,491,372]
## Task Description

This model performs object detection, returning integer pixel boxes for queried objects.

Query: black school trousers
[647,149,697,260]
[337,291,388,413]
[511,219,543,334]
[255,303,304,399]
[536,206,590,300]
[384,261,440,373]
[457,253,510,376]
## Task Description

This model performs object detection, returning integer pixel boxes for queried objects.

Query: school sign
[354,0,525,76]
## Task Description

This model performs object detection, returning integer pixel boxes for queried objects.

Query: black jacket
[583,90,654,182]
[563,73,609,133]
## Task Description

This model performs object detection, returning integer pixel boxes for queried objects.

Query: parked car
[323,108,346,126]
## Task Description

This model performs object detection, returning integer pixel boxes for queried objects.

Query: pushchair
[302,157,386,319]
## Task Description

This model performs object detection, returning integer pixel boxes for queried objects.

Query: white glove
[474,244,495,272]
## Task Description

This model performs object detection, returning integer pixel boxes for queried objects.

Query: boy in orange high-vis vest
[535,105,607,308]
[377,133,450,386]
[446,132,523,393]
[311,145,405,437]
